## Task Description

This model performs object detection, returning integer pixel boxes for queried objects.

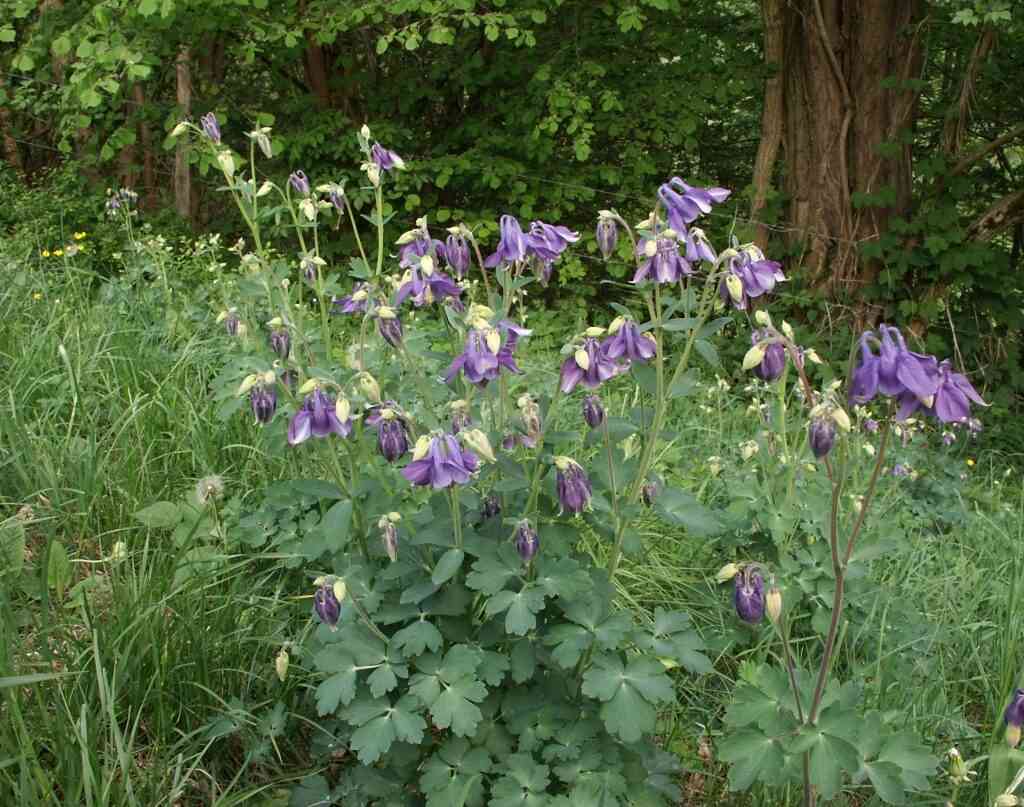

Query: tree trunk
[774,0,924,304]
[0,81,24,175]
[750,0,784,249]
[174,46,192,223]
[133,83,158,209]
[299,0,332,108]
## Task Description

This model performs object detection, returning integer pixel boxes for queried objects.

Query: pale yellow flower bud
[742,342,768,371]
[170,121,188,137]
[298,377,320,395]
[781,321,795,341]
[766,587,782,624]
[754,310,772,327]
[584,326,606,338]
[608,316,626,335]
[412,435,432,461]
[275,649,290,682]
[335,397,351,423]
[726,274,744,304]
[715,563,739,583]
[217,150,235,177]
[461,429,496,463]
[237,373,260,396]
[574,348,591,371]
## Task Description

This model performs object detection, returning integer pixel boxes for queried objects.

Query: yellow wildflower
[966,458,975,467]
[32,292,43,301]
[73,231,87,240]
[41,250,50,257]
[54,249,64,257]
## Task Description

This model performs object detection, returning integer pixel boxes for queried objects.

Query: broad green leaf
[0,521,26,575]
[466,548,521,594]
[391,619,443,657]
[432,548,464,585]
[862,760,906,804]
[429,676,487,737]
[134,500,181,529]
[47,542,72,598]
[344,696,426,764]
[315,668,357,715]
[581,655,673,743]
[321,499,352,547]
[719,728,787,790]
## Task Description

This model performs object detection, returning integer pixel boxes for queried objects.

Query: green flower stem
[346,587,388,643]
[343,196,370,272]
[449,488,463,550]
[374,185,385,279]
[523,384,563,516]
[466,231,494,302]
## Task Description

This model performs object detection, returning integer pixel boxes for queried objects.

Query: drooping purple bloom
[484,215,528,268]
[555,457,592,515]
[863,418,879,433]
[891,463,910,478]
[445,233,471,279]
[942,431,956,446]
[370,142,404,172]
[445,326,524,388]
[896,358,986,423]
[1005,690,1024,728]
[809,418,836,459]
[450,405,472,434]
[224,310,240,336]
[269,328,290,360]
[200,112,221,144]
[734,566,765,624]
[658,176,731,233]
[582,395,605,429]
[525,220,580,285]
[633,235,693,284]
[289,171,310,196]
[719,248,786,310]
[287,388,352,445]
[313,582,342,630]
[401,433,479,489]
[515,520,539,563]
[751,329,786,382]
[377,311,403,348]
[301,256,318,284]
[601,319,657,364]
[641,479,660,507]
[395,266,463,308]
[596,215,618,260]
[683,227,717,264]
[399,236,446,270]
[559,337,619,393]
[332,282,370,315]
[250,384,277,424]
[380,519,399,562]
[364,400,402,427]
[849,326,942,420]
[377,417,410,463]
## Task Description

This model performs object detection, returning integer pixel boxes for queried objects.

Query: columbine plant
[171,115,986,806]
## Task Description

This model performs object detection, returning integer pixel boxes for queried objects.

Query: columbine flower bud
[734,566,765,624]
[742,342,768,371]
[480,494,501,521]
[377,413,409,463]
[725,273,744,304]
[515,520,539,563]
[250,384,278,424]
[289,170,310,196]
[582,395,605,429]
[376,307,403,348]
[378,515,399,562]
[110,541,127,562]
[171,121,189,138]
[716,563,740,583]
[765,585,782,624]
[781,321,795,341]
[358,373,382,403]
[809,417,836,459]
[360,124,371,140]
[269,327,290,360]
[584,326,606,338]
[739,441,759,461]
[1005,689,1024,747]
[217,150,235,178]
[596,213,619,260]
[275,648,289,682]
[995,795,1020,807]
[640,479,660,506]
[754,310,772,327]
[554,456,592,515]
[831,406,852,432]
[412,435,432,461]
[574,347,591,371]
[450,400,472,434]
[313,580,344,630]
[200,112,220,143]
[460,429,496,463]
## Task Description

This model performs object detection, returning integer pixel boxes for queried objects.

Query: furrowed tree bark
[174,46,193,223]
[776,0,924,306]
[750,0,784,249]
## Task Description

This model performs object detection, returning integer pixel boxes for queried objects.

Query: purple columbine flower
[658,176,731,233]
[289,171,310,196]
[942,431,956,446]
[596,214,618,260]
[401,433,478,489]
[399,236,446,270]
[444,324,525,388]
[1005,689,1024,747]
[633,234,693,284]
[370,142,405,172]
[445,233,471,279]
[200,112,221,144]
[734,566,765,624]
[863,418,879,433]
[555,457,592,514]
[333,283,370,315]
[719,248,786,311]
[895,358,986,424]
[395,266,463,309]
[525,220,580,285]
[601,319,657,364]
[450,401,472,434]
[559,337,619,393]
[683,227,717,264]
[377,414,410,463]
[751,329,785,382]
[377,309,403,348]
[809,417,836,459]
[484,215,528,268]
[515,520,539,563]
[269,328,290,360]
[301,256,318,284]
[891,463,910,478]
[287,388,352,445]
[223,310,240,336]
[583,395,605,429]
[313,581,342,630]
[849,326,938,411]
[250,384,277,424]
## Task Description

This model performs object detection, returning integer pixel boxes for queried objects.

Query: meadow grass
[0,252,1021,806]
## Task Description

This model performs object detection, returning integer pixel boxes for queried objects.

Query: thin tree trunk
[750,0,784,248]
[299,0,331,107]
[175,46,192,223]
[0,78,24,175]
[133,83,158,209]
